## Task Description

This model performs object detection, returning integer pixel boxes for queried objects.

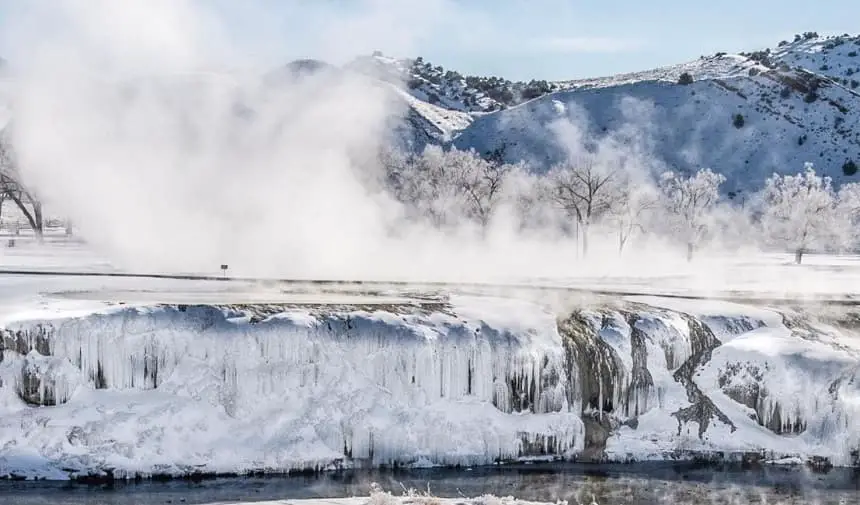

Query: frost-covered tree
[377,146,410,193]
[447,148,515,229]
[607,177,657,255]
[385,146,518,231]
[659,168,725,261]
[759,163,837,264]
[506,169,558,232]
[399,145,462,227]
[710,202,756,252]
[837,182,860,250]
[547,158,616,256]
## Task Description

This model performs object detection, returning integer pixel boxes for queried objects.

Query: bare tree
[607,177,657,255]
[452,150,516,229]
[659,168,725,261]
[0,139,43,240]
[547,158,616,256]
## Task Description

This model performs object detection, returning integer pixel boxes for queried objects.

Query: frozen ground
[0,239,859,480]
[4,238,860,302]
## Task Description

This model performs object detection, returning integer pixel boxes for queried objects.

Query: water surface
[0,463,857,505]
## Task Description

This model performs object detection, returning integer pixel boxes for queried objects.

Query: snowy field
[4,237,860,302]
[0,239,859,480]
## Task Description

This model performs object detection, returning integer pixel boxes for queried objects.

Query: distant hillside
[344,33,860,193]
[346,52,564,113]
[263,58,474,151]
[452,54,860,194]
[771,32,860,90]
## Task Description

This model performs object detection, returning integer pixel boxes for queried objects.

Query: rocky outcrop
[623,314,655,418]
[559,312,626,416]
[671,317,736,438]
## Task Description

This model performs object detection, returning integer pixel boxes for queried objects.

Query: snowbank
[0,294,858,480]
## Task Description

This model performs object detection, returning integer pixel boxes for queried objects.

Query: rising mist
[0,0,795,289]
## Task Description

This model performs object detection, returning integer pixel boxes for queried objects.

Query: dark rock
[807,455,834,473]
[559,312,626,415]
[517,433,567,457]
[579,412,615,462]
[671,318,736,438]
[623,314,655,417]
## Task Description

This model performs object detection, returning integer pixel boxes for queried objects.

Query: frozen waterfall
[0,295,858,480]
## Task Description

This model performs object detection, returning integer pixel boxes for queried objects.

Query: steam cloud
[0,0,808,293]
[4,0,431,279]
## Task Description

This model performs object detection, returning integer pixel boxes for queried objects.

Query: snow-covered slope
[264,60,470,150]
[344,36,860,192]
[452,57,860,193]
[347,53,562,113]
[0,293,858,480]
[771,33,860,90]
[559,53,765,90]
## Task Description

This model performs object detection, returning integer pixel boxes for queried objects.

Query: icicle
[0,302,600,474]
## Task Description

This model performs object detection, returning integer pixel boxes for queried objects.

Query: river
[0,463,857,505]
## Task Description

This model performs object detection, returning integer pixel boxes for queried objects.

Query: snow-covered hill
[346,53,562,113]
[265,60,471,150]
[771,32,860,90]
[344,35,860,192]
[558,53,765,91]
[453,57,860,193]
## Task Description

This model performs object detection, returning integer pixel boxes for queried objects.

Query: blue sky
[216,0,860,80]
[2,0,859,81]
[436,0,860,80]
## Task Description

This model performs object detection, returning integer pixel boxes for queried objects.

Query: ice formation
[0,294,858,480]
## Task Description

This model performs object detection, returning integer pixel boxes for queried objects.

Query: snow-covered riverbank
[0,244,858,480]
[1,290,858,480]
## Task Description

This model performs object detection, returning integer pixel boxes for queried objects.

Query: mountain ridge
[343,32,860,192]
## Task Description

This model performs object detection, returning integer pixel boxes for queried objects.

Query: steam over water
[0,464,857,505]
